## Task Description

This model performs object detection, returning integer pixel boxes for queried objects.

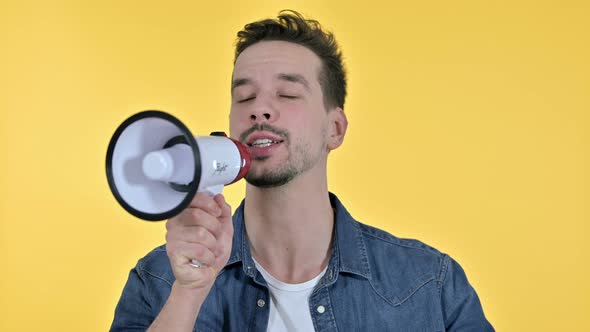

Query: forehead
[233,41,322,84]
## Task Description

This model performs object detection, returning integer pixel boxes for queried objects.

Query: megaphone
[106,110,251,221]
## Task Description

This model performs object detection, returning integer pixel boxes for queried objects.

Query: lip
[247,140,283,159]
[244,132,285,159]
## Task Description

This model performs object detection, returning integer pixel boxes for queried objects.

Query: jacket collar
[224,192,372,280]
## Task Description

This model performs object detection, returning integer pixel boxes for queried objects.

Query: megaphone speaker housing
[106,111,201,221]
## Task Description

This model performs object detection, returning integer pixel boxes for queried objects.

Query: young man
[111,10,494,332]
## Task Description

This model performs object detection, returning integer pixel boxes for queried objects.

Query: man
[111,10,494,331]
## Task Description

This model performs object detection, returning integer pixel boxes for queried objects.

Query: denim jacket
[111,193,494,331]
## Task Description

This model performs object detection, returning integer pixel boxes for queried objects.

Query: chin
[245,165,297,188]
[245,174,294,188]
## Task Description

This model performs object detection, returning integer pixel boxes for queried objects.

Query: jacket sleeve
[440,255,495,332]
[109,260,157,332]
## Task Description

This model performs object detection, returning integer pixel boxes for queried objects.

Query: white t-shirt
[253,258,328,332]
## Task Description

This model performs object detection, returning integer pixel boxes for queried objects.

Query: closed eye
[238,96,256,103]
[279,95,298,99]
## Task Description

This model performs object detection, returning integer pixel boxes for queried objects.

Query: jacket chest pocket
[371,273,446,331]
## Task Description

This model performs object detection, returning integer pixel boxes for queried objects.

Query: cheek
[290,118,324,151]
[229,110,242,139]
[304,112,327,138]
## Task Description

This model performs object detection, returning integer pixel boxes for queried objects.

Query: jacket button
[257,299,266,308]
[317,305,326,314]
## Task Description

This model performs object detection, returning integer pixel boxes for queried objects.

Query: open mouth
[247,138,285,148]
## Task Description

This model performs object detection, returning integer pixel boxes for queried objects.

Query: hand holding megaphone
[106,110,250,270]
[165,192,234,289]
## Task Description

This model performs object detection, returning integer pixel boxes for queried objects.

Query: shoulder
[330,192,449,288]
[354,221,452,302]
[357,222,493,329]
[358,221,445,263]
[135,244,175,286]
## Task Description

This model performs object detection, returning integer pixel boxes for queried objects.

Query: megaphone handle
[203,184,224,197]
[189,184,225,268]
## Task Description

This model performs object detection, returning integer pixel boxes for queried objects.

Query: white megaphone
[106,110,251,222]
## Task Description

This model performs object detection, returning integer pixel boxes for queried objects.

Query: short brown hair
[234,10,347,110]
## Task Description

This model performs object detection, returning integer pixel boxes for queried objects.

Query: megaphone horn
[106,110,250,221]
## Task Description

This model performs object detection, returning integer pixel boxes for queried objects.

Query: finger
[172,243,216,267]
[178,265,217,285]
[175,208,222,236]
[213,195,233,242]
[181,225,217,249]
[174,260,217,289]
[215,220,234,254]
[188,192,222,217]
[213,194,232,219]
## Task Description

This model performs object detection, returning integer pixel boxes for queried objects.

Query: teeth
[251,138,280,148]
[253,139,272,145]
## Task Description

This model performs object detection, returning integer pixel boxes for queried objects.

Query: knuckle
[165,244,177,257]
[192,244,204,257]
[166,227,183,242]
[195,192,209,205]
[166,218,177,230]
[190,209,205,221]
[195,227,208,239]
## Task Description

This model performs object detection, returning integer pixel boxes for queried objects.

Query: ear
[327,107,348,151]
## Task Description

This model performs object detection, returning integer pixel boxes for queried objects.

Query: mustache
[239,123,290,143]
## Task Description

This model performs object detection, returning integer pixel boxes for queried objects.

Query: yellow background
[1,0,588,331]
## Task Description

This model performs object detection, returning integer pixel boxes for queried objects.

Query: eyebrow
[231,73,311,92]
[231,78,251,91]
[277,73,311,92]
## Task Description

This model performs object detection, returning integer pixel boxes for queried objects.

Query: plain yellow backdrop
[1,0,588,331]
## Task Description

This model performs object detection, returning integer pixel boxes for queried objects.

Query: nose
[250,112,270,121]
[249,97,278,123]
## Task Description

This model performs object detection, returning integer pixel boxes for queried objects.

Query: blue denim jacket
[111,193,494,331]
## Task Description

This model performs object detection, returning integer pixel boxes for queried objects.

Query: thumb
[214,194,232,219]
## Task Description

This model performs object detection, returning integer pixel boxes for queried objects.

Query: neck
[244,164,334,283]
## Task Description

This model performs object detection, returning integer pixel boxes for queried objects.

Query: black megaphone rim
[105,110,201,221]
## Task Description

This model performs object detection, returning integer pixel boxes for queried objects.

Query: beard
[245,159,297,187]
[245,136,325,188]
[240,121,328,188]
